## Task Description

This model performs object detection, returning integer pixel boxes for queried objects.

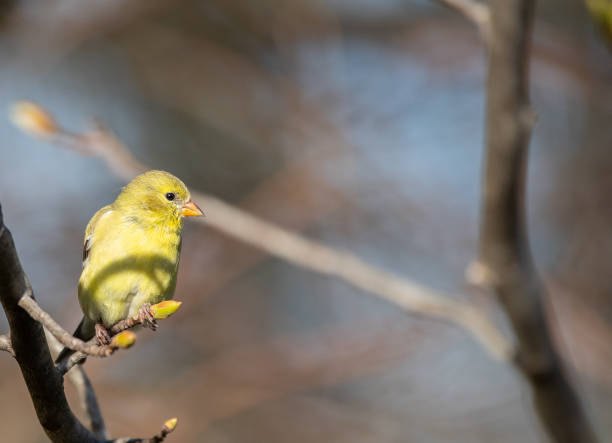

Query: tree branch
[0,333,14,356]
[478,0,598,441]
[69,364,109,438]
[17,291,175,370]
[18,294,117,357]
[435,0,491,41]
[58,344,94,375]
[11,103,514,363]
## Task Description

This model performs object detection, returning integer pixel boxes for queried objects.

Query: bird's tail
[54,316,95,365]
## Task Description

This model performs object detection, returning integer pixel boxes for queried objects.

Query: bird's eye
[165,192,176,201]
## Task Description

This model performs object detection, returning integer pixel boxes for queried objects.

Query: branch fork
[13,291,181,374]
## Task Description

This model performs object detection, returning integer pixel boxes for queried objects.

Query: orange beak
[181,200,204,217]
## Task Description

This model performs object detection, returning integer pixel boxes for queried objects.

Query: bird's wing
[82,205,112,268]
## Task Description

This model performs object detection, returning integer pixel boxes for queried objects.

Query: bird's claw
[95,323,111,345]
[138,303,158,331]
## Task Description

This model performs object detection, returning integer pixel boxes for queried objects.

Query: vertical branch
[479,0,598,442]
[436,0,491,41]
[68,367,110,440]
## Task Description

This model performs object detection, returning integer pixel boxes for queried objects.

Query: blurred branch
[436,0,491,41]
[0,333,14,356]
[10,102,513,363]
[477,0,598,442]
[4,0,172,60]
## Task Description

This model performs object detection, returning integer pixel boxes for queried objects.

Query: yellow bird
[56,170,203,363]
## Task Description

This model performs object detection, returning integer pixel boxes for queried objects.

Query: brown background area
[0,0,611,441]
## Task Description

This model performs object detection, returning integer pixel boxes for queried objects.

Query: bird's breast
[78,222,182,326]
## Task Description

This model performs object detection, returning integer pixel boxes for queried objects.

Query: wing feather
[82,205,112,268]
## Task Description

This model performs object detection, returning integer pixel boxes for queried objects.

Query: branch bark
[18,292,164,365]
[436,0,491,41]
[0,333,14,355]
[18,294,117,357]
[479,0,598,441]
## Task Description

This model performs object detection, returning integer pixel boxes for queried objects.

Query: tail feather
[55,317,95,365]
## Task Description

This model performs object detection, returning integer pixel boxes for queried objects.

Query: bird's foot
[138,303,158,331]
[95,323,111,345]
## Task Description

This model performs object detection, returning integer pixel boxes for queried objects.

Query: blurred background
[1,0,612,441]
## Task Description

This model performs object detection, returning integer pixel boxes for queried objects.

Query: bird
[56,170,203,364]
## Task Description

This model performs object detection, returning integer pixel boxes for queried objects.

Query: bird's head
[114,170,203,226]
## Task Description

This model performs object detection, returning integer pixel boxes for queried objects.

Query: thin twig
[108,312,154,335]
[478,0,598,442]
[0,333,14,356]
[18,293,116,357]
[57,337,109,376]
[19,292,160,364]
[58,346,91,375]
[18,112,514,362]
[57,310,166,375]
[436,0,491,41]
[114,418,177,443]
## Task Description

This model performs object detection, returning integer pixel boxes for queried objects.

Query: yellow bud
[150,300,182,319]
[10,101,58,138]
[163,417,178,433]
[111,331,136,349]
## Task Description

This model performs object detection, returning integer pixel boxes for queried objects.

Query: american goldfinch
[56,170,203,363]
